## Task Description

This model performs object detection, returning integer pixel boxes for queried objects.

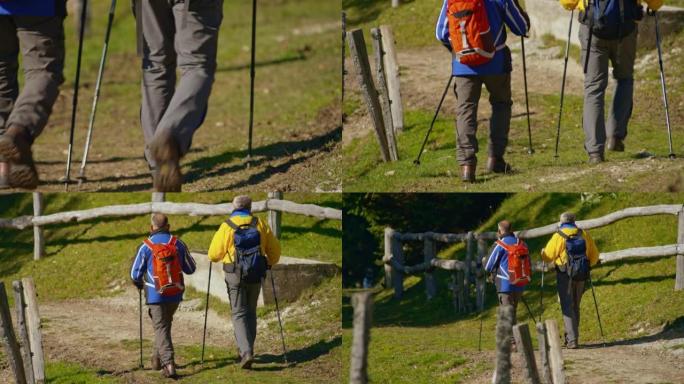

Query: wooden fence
[0,192,342,260]
[383,204,684,310]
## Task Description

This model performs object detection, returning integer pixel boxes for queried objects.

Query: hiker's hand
[560,0,576,11]
[487,274,495,283]
[267,264,272,270]
[133,280,144,290]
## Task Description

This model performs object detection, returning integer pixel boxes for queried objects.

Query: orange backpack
[143,236,184,296]
[447,0,497,66]
[495,239,532,287]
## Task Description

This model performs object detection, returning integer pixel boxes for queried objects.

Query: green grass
[342,193,684,383]
[342,0,684,192]
[45,361,121,383]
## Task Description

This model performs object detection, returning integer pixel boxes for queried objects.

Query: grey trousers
[556,271,585,345]
[579,24,637,155]
[148,302,180,366]
[139,0,223,168]
[225,272,261,356]
[0,15,65,140]
[499,291,522,343]
[454,74,512,166]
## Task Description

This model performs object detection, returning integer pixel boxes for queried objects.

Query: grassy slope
[342,193,684,383]
[29,0,341,191]
[342,0,684,192]
[0,193,341,383]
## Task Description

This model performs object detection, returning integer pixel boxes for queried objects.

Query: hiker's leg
[6,15,64,140]
[0,17,20,133]
[572,280,585,344]
[151,0,223,157]
[580,25,610,157]
[140,0,176,169]
[454,76,483,166]
[246,282,261,350]
[483,73,512,160]
[607,27,637,141]
[226,272,252,356]
[556,271,577,345]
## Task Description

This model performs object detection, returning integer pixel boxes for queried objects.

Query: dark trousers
[0,15,65,139]
[148,302,180,366]
[225,272,261,356]
[556,271,585,345]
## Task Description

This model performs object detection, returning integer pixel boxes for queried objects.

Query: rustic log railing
[382,204,684,308]
[0,194,342,261]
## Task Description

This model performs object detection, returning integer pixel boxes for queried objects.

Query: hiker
[541,212,599,348]
[135,0,224,191]
[484,220,531,349]
[208,195,281,369]
[0,0,67,189]
[131,213,196,378]
[436,0,530,182]
[559,0,663,162]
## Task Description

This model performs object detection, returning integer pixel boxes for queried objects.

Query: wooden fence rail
[350,292,373,384]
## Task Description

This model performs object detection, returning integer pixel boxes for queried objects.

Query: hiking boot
[151,354,162,371]
[161,363,177,379]
[149,131,182,192]
[240,352,254,370]
[0,126,38,189]
[566,341,578,349]
[607,137,625,152]
[461,165,476,183]
[588,153,604,164]
[486,157,512,174]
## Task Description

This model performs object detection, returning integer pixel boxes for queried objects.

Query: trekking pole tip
[669,153,676,160]
[527,148,535,155]
[413,159,420,166]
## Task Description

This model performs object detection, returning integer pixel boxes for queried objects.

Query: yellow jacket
[541,226,600,267]
[208,214,281,266]
[560,0,662,12]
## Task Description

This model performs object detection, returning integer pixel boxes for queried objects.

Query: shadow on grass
[582,315,684,349]
[217,51,308,73]
[252,336,341,370]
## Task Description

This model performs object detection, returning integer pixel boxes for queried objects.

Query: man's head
[560,212,576,225]
[232,195,252,212]
[151,213,170,232]
[497,220,512,238]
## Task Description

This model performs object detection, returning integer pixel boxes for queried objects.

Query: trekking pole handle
[647,8,656,16]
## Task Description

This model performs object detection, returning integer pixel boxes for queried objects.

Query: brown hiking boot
[151,353,162,370]
[240,352,254,370]
[149,131,182,192]
[461,165,476,183]
[486,157,512,174]
[0,126,38,189]
[588,153,604,164]
[607,137,625,152]
[161,363,177,379]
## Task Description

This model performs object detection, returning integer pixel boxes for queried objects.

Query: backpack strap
[168,236,177,246]
[226,218,239,230]
[143,238,154,248]
[250,216,258,227]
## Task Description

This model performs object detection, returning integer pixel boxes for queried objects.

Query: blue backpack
[582,0,643,40]
[226,217,268,283]
[557,228,591,281]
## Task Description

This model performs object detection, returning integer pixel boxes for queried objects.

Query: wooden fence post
[379,25,403,133]
[370,28,398,162]
[384,228,403,299]
[536,322,553,384]
[513,323,541,384]
[12,281,34,384]
[465,232,474,312]
[350,292,373,384]
[494,305,514,384]
[391,0,400,8]
[544,319,565,384]
[476,237,487,311]
[456,269,466,313]
[268,191,283,239]
[32,193,44,261]
[423,234,437,299]
[22,278,44,384]
[676,208,684,290]
[151,192,165,203]
[0,281,27,384]
[347,29,391,162]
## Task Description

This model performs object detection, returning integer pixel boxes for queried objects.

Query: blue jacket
[485,233,525,293]
[0,0,65,17]
[435,0,529,76]
[130,231,196,304]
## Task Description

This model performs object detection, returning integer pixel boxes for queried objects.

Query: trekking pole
[413,75,453,165]
[588,274,606,346]
[246,0,257,164]
[478,275,487,351]
[77,0,117,187]
[540,262,545,322]
[554,10,574,159]
[521,295,536,323]
[650,9,676,159]
[201,262,212,364]
[138,288,144,369]
[270,270,288,364]
[63,0,89,190]
[521,36,534,154]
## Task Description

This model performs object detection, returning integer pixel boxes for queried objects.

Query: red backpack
[143,236,184,296]
[447,0,497,66]
[495,239,532,287]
